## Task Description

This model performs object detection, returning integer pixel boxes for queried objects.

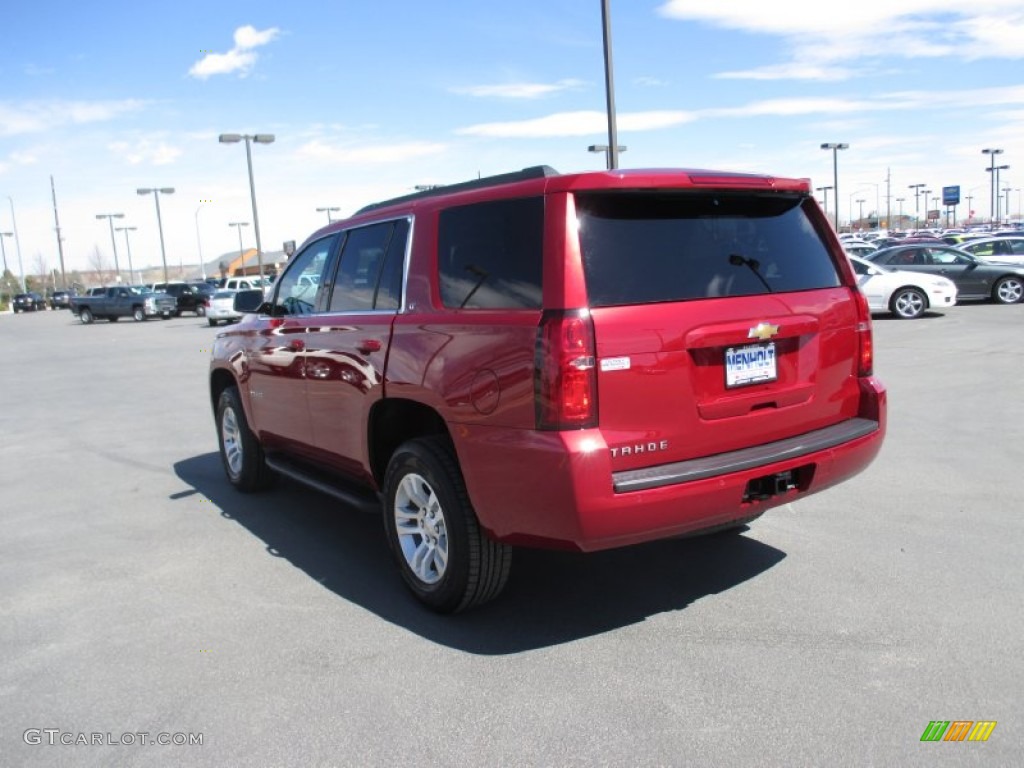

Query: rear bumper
[456,379,886,551]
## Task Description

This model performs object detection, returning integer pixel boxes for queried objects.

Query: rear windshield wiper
[729,253,773,293]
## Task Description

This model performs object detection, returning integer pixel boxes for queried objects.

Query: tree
[88,245,111,286]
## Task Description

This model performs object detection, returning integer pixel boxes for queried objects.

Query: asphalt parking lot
[2,304,1021,767]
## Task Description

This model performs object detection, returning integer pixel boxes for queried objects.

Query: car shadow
[174,453,786,655]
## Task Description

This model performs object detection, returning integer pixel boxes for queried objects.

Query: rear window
[438,197,543,309]
[576,192,840,307]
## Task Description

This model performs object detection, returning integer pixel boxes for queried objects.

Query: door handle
[357,339,382,354]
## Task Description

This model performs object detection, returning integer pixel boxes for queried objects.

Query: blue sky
[2,0,1023,276]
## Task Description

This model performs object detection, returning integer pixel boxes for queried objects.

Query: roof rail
[355,165,559,214]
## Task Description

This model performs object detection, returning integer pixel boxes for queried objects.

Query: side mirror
[234,289,267,314]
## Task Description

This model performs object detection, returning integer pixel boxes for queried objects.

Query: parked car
[848,255,957,319]
[209,165,887,613]
[70,286,177,322]
[864,245,1024,304]
[957,236,1024,263]
[843,242,878,258]
[13,292,47,312]
[222,276,266,291]
[48,289,78,309]
[153,281,215,316]
[205,289,241,326]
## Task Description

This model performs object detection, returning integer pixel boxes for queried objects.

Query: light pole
[1004,187,1013,226]
[229,222,250,260]
[600,0,620,170]
[986,165,1009,224]
[588,144,627,170]
[137,187,175,285]
[95,213,125,282]
[115,226,138,285]
[856,199,866,228]
[6,196,26,291]
[920,190,932,228]
[316,206,340,224]
[219,133,274,280]
[982,148,1004,226]
[0,231,11,274]
[815,186,833,220]
[821,143,849,230]
[895,198,905,229]
[908,184,926,229]
[195,205,207,281]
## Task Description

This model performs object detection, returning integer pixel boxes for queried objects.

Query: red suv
[210,166,886,612]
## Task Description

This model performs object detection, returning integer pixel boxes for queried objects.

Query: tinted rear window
[438,197,543,309]
[576,192,840,307]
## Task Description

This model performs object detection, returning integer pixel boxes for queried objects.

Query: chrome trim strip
[612,418,879,493]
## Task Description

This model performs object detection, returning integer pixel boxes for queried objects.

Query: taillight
[853,290,873,376]
[535,309,598,430]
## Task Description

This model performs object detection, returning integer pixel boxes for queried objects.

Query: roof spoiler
[356,165,559,214]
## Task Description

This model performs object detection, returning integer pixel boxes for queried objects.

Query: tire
[79,308,94,324]
[208,318,218,327]
[992,276,1024,305]
[382,436,511,613]
[196,305,206,317]
[132,307,146,322]
[216,386,275,492]
[890,287,926,319]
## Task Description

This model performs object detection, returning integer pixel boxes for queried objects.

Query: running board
[265,455,382,515]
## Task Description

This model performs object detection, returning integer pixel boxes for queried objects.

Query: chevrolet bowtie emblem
[748,322,780,340]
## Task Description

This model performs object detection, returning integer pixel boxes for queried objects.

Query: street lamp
[95,213,125,282]
[908,184,926,229]
[895,198,905,229]
[856,199,866,227]
[229,222,250,259]
[316,206,340,224]
[136,187,175,284]
[815,185,833,218]
[114,226,138,285]
[0,231,12,274]
[588,144,627,170]
[820,143,849,229]
[6,196,26,291]
[920,190,932,228]
[1004,187,1013,226]
[600,0,620,170]
[982,148,1004,225]
[219,133,274,280]
[986,165,1009,224]
[195,205,207,281]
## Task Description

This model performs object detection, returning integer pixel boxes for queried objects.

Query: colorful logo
[920,721,996,742]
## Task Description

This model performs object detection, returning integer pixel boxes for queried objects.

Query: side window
[328,222,394,312]
[270,236,336,316]
[375,218,409,310]
[438,197,543,309]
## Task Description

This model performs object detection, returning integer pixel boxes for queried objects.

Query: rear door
[303,219,409,481]
[574,190,862,469]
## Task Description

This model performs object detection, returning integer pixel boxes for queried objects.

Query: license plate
[725,342,777,388]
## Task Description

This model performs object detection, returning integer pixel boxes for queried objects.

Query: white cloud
[453,84,1024,140]
[657,1,1024,82]
[457,110,694,138]
[294,140,447,164]
[452,79,585,99]
[234,25,279,50]
[107,139,183,166]
[189,25,280,80]
[0,99,145,136]
[714,63,858,82]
